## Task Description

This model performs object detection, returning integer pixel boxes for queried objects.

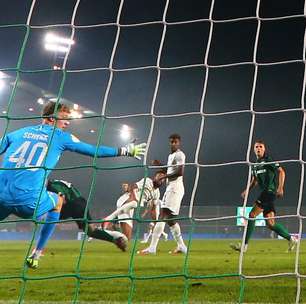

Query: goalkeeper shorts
[0,191,59,220]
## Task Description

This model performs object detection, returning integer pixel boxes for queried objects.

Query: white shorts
[161,182,184,216]
[116,193,134,228]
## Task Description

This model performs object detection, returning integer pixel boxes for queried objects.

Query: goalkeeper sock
[245,219,255,244]
[170,223,186,249]
[87,228,114,243]
[149,221,166,252]
[105,201,137,221]
[270,223,291,241]
[36,210,60,254]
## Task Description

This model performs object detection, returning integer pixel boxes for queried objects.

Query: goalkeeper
[27,179,129,268]
[0,101,146,268]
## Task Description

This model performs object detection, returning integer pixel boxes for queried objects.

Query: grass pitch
[0,239,305,303]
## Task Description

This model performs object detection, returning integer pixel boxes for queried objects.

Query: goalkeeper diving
[0,101,146,269]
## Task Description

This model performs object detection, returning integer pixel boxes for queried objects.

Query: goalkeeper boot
[114,236,128,252]
[230,242,248,253]
[288,236,298,252]
[26,256,39,269]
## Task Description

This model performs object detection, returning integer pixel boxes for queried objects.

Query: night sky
[0,0,305,218]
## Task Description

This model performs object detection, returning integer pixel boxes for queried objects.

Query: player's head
[254,140,266,159]
[152,170,166,188]
[169,133,181,153]
[121,183,129,193]
[42,101,71,130]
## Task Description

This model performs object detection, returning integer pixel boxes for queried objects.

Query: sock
[245,219,255,244]
[270,223,291,241]
[170,223,186,248]
[146,223,154,240]
[105,201,137,221]
[88,228,114,243]
[146,229,152,240]
[149,222,165,252]
[35,210,60,256]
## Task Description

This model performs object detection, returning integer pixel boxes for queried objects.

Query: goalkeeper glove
[120,143,146,160]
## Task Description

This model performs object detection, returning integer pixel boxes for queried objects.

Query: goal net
[0,0,305,303]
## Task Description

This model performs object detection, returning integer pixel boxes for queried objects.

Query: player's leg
[162,188,187,254]
[265,211,297,251]
[141,222,154,243]
[85,223,128,251]
[138,208,168,254]
[103,193,135,228]
[245,203,263,245]
[105,201,137,221]
[154,201,168,241]
[117,206,134,241]
[161,230,168,241]
[63,197,128,251]
[27,192,64,269]
[266,211,291,240]
[230,203,263,252]
[120,222,133,241]
[167,214,187,254]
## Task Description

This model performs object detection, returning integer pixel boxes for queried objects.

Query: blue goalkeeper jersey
[0,124,118,206]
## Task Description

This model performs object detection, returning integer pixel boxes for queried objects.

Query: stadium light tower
[44,32,74,53]
[120,125,131,141]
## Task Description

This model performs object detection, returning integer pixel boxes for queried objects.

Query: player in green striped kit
[27,179,127,268]
[231,140,298,253]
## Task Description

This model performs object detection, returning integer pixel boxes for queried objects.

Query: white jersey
[135,177,160,207]
[161,149,185,215]
[167,149,185,185]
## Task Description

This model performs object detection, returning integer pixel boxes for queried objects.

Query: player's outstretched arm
[63,133,146,160]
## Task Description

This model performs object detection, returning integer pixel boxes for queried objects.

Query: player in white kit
[138,134,187,255]
[103,171,166,240]
[140,199,168,243]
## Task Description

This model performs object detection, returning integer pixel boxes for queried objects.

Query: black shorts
[255,191,276,215]
[60,197,92,230]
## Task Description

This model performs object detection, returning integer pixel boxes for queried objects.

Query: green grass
[0,239,305,303]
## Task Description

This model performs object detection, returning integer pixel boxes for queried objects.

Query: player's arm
[165,165,184,180]
[276,166,285,197]
[128,178,147,204]
[122,183,139,205]
[141,200,157,219]
[241,176,258,199]
[62,133,146,159]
